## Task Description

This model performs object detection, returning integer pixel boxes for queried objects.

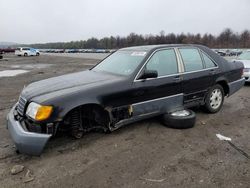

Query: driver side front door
[131,48,183,117]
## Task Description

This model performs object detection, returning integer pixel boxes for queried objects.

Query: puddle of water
[10,64,52,69]
[0,70,29,77]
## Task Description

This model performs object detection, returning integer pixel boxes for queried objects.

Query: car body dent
[7,104,51,155]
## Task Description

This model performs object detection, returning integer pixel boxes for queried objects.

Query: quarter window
[201,52,216,68]
[145,49,178,77]
[179,48,203,72]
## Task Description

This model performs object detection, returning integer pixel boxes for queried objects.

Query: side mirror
[139,69,158,80]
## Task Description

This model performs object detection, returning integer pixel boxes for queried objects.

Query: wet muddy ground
[0,54,249,188]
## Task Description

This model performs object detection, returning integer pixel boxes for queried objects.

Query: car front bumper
[228,78,245,96]
[6,104,52,155]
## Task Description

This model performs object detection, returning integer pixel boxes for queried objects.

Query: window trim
[134,48,181,82]
[134,47,219,83]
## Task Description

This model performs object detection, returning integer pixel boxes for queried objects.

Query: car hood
[21,70,122,99]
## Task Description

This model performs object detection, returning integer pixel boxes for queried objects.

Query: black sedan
[6,44,245,155]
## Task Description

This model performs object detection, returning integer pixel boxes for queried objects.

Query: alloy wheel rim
[210,89,222,110]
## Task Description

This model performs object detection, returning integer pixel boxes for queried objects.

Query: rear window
[201,52,217,68]
[23,48,30,50]
[179,48,203,72]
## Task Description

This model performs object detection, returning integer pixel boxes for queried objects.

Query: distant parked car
[236,50,250,82]
[15,47,40,56]
[66,49,79,53]
[216,50,226,56]
[0,48,15,53]
[229,49,242,56]
[95,49,106,53]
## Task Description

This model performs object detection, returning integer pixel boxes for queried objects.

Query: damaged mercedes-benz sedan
[7,44,245,155]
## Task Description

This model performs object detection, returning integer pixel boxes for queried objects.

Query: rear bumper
[243,71,250,82]
[228,78,245,96]
[6,105,51,155]
[14,51,22,55]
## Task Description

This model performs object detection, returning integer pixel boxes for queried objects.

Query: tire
[36,52,40,56]
[162,109,196,129]
[204,84,224,113]
[24,53,28,56]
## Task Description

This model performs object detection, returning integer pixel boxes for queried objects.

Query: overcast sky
[1,0,250,44]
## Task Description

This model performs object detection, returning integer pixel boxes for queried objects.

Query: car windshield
[92,50,147,76]
[238,51,250,60]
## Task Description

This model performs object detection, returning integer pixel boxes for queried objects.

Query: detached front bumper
[228,78,245,96]
[6,105,52,156]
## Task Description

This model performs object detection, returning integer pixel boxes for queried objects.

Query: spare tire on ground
[162,109,196,129]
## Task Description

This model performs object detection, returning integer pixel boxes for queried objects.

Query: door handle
[209,69,216,75]
[173,76,182,83]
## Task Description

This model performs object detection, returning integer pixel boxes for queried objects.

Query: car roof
[120,44,203,51]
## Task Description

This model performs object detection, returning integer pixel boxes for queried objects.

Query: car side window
[179,48,203,72]
[201,52,217,68]
[145,49,178,77]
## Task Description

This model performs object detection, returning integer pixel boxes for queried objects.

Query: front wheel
[204,84,224,113]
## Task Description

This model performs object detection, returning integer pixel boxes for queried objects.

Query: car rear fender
[215,77,229,96]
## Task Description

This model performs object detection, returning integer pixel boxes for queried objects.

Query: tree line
[29,28,250,49]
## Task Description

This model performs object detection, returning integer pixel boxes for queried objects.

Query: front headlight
[26,102,53,121]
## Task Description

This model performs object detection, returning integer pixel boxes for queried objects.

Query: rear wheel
[204,84,224,113]
[24,53,28,56]
[36,52,40,56]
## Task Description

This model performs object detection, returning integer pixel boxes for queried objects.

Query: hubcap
[209,89,222,110]
[171,110,190,117]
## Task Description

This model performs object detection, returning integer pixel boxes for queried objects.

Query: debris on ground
[227,141,250,159]
[23,170,35,183]
[216,133,249,159]
[201,121,206,125]
[140,177,166,183]
[216,134,232,141]
[10,165,24,175]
